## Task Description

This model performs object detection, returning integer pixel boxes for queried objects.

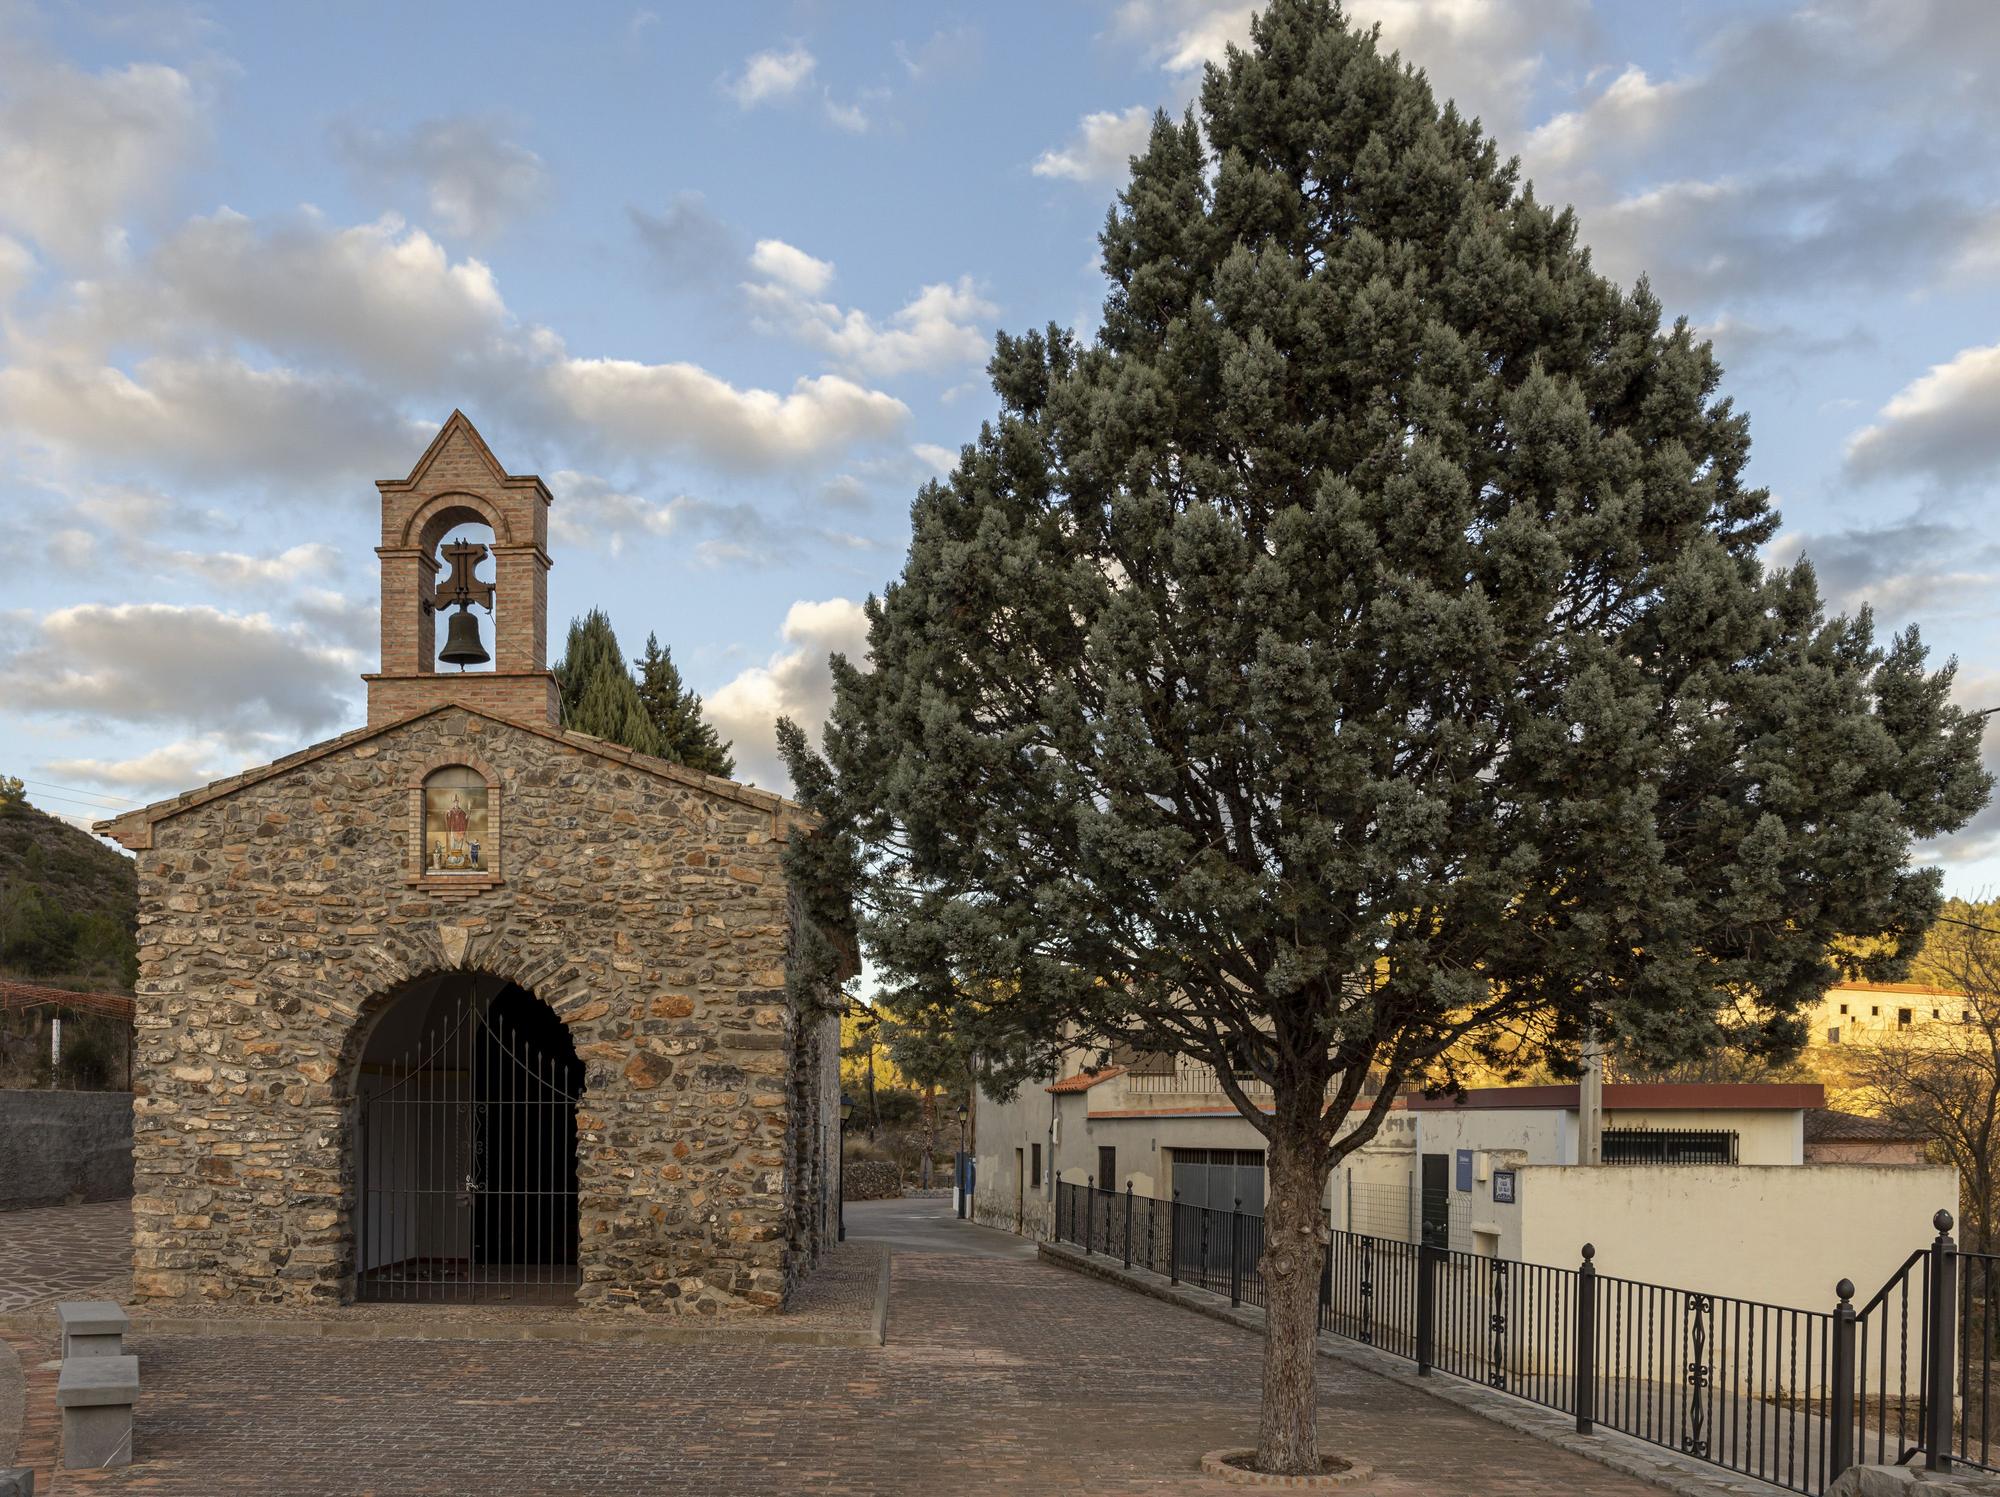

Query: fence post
[1199,1197,1210,1287]
[1170,1190,1181,1285]
[1230,1197,1243,1308]
[1926,1209,1958,1473]
[1319,1230,1333,1331]
[1124,1182,1134,1270]
[1830,1277,1856,1479]
[1084,1177,1095,1255]
[1416,1224,1438,1376]
[1575,1243,1597,1434]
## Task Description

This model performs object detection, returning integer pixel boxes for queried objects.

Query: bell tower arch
[364,411,559,727]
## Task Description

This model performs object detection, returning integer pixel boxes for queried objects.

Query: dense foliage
[635,633,735,778]
[554,609,663,755]
[786,0,1991,1470]
[555,614,736,778]
[0,790,137,990]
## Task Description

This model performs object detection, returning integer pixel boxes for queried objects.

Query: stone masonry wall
[128,708,804,1315]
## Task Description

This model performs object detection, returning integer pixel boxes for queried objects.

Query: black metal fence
[1052,1181,1986,1495]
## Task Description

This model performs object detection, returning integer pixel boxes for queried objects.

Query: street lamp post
[838,1091,855,1243]
[954,1101,970,1220]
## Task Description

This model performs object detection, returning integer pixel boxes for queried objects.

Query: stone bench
[56,1301,129,1360]
[57,1354,138,1470]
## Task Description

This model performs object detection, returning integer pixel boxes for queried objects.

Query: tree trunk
[1254,1107,1331,1474]
[866,1042,880,1138]
[921,1083,936,1189]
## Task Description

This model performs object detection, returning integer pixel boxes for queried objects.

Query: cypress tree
[554,610,662,757]
[635,633,736,778]
[785,0,1993,1472]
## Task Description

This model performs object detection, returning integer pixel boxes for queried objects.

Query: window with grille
[1601,1128,1738,1165]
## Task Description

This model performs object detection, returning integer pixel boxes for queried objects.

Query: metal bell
[439,608,489,668]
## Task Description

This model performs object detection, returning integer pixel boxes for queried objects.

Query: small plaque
[1493,1170,1516,1204]
[1455,1148,1473,1192]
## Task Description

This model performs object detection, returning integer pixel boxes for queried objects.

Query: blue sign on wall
[1455,1148,1473,1192]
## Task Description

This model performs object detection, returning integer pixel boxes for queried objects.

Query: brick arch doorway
[352,971,584,1304]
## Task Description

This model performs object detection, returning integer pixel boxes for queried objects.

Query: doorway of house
[1420,1152,1450,1249]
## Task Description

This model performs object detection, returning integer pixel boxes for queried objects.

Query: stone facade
[97,414,843,1316]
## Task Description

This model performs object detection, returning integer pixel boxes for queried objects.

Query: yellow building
[1807,980,1973,1049]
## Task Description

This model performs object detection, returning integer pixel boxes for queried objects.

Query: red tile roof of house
[1046,1067,1124,1094]
[1404,1082,1825,1112]
[1803,1108,1926,1143]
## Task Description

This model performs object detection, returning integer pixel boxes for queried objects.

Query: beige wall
[1415,1105,1803,1167]
[970,1075,1057,1237]
[971,1063,1422,1237]
[1514,1163,1956,1312]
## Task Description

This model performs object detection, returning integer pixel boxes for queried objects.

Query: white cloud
[824,95,871,134]
[1769,520,2000,623]
[0,353,426,485]
[163,542,343,588]
[1524,65,1690,170]
[726,45,816,108]
[912,442,959,475]
[0,602,362,740]
[0,202,913,478]
[1110,0,1591,137]
[0,233,34,306]
[1845,342,2000,487]
[42,736,248,799]
[749,238,835,296]
[0,56,203,261]
[332,116,550,238]
[135,210,509,381]
[1033,106,1153,182]
[708,597,871,789]
[546,470,690,554]
[0,353,426,486]
[544,360,908,469]
[744,261,994,379]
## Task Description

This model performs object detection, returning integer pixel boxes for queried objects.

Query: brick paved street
[0,1198,1664,1495]
[0,1200,130,1312]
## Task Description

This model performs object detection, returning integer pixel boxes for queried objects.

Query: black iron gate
[354,988,582,1304]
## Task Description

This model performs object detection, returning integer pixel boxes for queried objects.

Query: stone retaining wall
[0,1089,132,1208]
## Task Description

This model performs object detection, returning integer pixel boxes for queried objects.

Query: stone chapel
[97,412,845,1316]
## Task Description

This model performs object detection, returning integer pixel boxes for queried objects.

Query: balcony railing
[1120,1056,1271,1098]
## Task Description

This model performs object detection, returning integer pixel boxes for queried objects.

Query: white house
[972,1060,1954,1314]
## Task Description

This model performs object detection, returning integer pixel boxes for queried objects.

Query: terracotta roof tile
[1046,1067,1124,1094]
[1804,1108,1927,1143]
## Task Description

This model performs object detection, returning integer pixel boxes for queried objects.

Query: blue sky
[3,0,2000,892]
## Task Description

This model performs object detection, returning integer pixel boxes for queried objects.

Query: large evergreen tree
[635,633,735,777]
[784,0,1992,1473]
[554,610,661,756]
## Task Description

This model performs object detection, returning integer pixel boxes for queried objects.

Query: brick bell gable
[364,410,559,729]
